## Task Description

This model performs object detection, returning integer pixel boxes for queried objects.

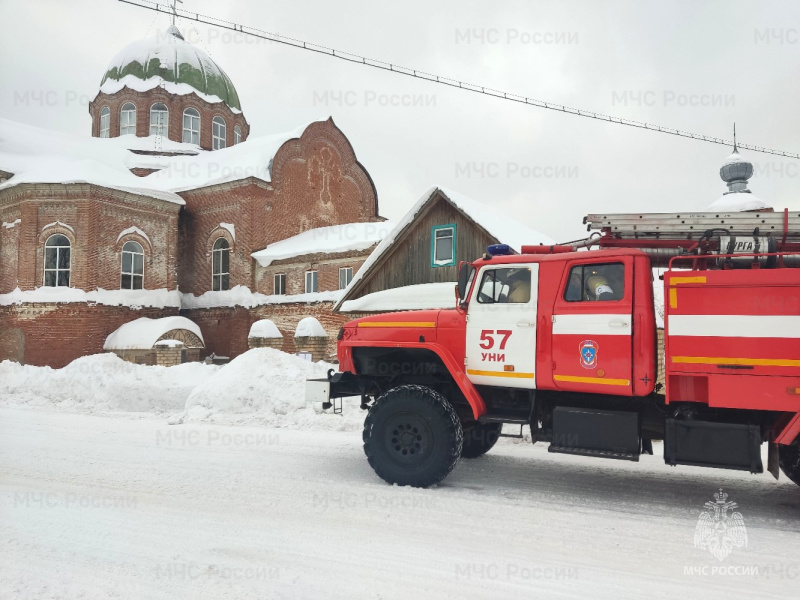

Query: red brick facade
[89,88,250,151]
[0,119,381,367]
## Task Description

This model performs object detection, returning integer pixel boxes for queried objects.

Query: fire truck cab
[308,211,800,488]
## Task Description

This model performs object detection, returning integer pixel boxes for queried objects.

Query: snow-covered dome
[706,145,772,213]
[99,25,242,112]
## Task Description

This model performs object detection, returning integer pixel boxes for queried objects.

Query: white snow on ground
[1,350,800,597]
[0,354,215,413]
[0,118,185,205]
[180,284,343,309]
[0,286,181,309]
[340,281,457,312]
[252,221,394,266]
[103,317,204,350]
[2,407,799,599]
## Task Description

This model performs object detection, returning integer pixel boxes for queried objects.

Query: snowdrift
[0,349,364,430]
[0,353,214,413]
[181,348,363,430]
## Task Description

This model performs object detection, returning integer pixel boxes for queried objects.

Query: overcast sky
[2,0,799,241]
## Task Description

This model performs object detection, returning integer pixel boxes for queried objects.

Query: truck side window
[477,268,531,304]
[564,263,625,302]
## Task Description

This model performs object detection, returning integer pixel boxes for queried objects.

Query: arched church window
[212,116,226,150]
[44,234,71,287]
[212,238,230,291]
[100,107,110,138]
[121,241,144,290]
[150,103,169,137]
[120,103,136,135]
[183,108,200,144]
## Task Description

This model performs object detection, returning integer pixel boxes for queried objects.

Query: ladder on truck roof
[582,208,800,268]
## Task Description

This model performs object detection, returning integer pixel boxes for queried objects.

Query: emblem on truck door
[579,340,598,369]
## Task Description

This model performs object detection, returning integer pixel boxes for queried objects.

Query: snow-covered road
[2,407,799,599]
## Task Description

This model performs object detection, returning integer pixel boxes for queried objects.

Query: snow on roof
[249,319,283,339]
[100,25,242,112]
[706,192,772,212]
[334,186,554,310]
[0,286,181,309]
[0,118,185,205]
[252,221,393,266]
[295,317,327,338]
[103,316,204,350]
[340,282,456,312]
[144,121,316,192]
[181,285,343,309]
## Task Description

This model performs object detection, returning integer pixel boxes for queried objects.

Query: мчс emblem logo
[579,340,598,369]
[694,488,748,561]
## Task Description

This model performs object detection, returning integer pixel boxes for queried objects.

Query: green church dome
[100,25,242,112]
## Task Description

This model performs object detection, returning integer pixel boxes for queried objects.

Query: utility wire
[118,0,800,160]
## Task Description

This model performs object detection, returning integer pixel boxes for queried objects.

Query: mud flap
[768,441,780,480]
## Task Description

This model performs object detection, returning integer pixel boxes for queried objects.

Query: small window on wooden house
[431,224,456,267]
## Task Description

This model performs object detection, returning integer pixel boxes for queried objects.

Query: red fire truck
[307,210,800,488]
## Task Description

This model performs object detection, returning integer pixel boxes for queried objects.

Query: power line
[118,0,800,160]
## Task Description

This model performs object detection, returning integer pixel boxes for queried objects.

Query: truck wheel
[363,385,463,487]
[779,445,800,486]
[461,422,503,458]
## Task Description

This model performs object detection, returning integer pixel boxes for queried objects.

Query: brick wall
[88,88,250,151]
[255,251,370,296]
[0,303,179,367]
[0,184,180,294]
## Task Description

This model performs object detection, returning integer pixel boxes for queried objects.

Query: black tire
[461,422,503,458]
[779,444,800,487]
[363,385,463,487]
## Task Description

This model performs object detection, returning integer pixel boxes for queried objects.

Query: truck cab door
[550,258,634,395]
[465,264,539,389]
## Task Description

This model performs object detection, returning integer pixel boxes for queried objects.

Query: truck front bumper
[305,371,380,412]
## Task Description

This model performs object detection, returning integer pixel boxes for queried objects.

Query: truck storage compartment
[549,406,640,461]
[664,419,762,473]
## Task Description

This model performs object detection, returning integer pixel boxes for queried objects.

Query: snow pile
[295,317,327,337]
[145,122,316,191]
[181,285,343,309]
[182,348,363,430]
[0,353,216,413]
[0,118,184,205]
[252,221,393,266]
[0,286,181,308]
[249,319,282,339]
[341,282,456,312]
[104,316,204,350]
[101,74,241,113]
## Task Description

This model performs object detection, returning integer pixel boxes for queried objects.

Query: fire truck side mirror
[457,262,473,306]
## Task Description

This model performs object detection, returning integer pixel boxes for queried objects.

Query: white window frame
[305,270,318,294]
[43,234,71,287]
[234,125,242,144]
[338,267,353,290]
[212,238,230,291]
[120,241,145,290]
[432,225,456,267]
[120,103,137,136]
[183,108,200,144]
[100,106,110,138]
[212,116,226,150]
[150,102,169,136]
[274,273,286,295]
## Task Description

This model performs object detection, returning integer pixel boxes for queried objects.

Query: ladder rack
[584,209,800,241]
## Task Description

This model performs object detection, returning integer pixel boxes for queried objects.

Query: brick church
[0,24,388,367]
